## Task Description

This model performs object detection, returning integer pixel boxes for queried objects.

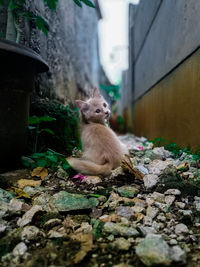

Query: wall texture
[124,0,200,150]
[133,0,200,100]
[0,0,103,102]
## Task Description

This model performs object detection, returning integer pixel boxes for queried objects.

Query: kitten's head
[76,88,110,124]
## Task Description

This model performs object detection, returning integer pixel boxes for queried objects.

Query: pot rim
[0,39,49,73]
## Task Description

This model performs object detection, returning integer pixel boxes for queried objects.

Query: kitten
[67,89,128,176]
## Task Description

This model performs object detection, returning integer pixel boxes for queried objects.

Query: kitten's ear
[76,100,89,111]
[92,87,102,98]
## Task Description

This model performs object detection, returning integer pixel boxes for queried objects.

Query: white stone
[146,206,159,219]
[175,202,186,209]
[143,174,159,189]
[13,242,27,256]
[21,226,43,242]
[165,195,175,206]
[169,239,178,245]
[148,159,173,175]
[175,223,189,235]
[170,245,186,264]
[17,205,43,227]
[164,189,181,196]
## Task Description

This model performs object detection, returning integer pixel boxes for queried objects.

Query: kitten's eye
[96,109,101,113]
[103,103,107,107]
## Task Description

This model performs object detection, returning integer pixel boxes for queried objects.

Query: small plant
[149,137,164,147]
[22,148,71,172]
[100,83,120,101]
[28,115,56,153]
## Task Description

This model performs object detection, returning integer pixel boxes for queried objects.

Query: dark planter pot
[0,39,48,173]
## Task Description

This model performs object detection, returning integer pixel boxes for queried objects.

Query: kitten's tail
[67,158,112,176]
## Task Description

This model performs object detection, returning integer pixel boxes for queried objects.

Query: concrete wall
[0,0,103,102]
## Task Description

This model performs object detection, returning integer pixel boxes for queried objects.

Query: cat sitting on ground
[67,89,128,176]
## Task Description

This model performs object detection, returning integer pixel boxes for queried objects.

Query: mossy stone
[49,191,99,212]
[117,186,139,198]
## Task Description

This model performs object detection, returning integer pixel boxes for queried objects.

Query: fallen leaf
[32,167,48,180]
[121,155,144,180]
[7,186,31,199]
[177,162,189,172]
[18,179,41,189]
[71,233,93,264]
[136,212,144,222]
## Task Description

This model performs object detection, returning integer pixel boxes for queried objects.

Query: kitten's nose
[105,111,109,116]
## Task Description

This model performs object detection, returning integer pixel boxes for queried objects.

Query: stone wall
[0,0,103,103]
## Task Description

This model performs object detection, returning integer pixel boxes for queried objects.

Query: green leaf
[73,0,82,7]
[81,0,95,8]
[29,115,56,125]
[44,0,58,10]
[36,158,48,167]
[0,0,5,6]
[46,154,58,163]
[24,11,33,20]
[21,156,35,168]
[88,194,104,198]
[35,16,49,35]
[0,31,5,39]
[28,126,36,130]
[39,129,55,135]
[62,160,71,170]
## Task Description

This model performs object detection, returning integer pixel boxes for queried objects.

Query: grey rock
[175,202,186,209]
[169,239,178,245]
[144,158,151,164]
[145,150,162,160]
[9,199,24,211]
[47,229,65,239]
[143,174,159,189]
[144,216,153,226]
[174,224,189,235]
[138,226,157,237]
[17,205,43,227]
[194,196,200,211]
[0,188,14,203]
[117,186,139,198]
[164,189,181,196]
[116,206,133,219]
[153,147,172,159]
[154,202,169,212]
[170,245,186,264]
[21,226,44,242]
[148,160,173,175]
[112,237,131,250]
[103,222,139,237]
[157,214,167,222]
[23,186,46,197]
[165,195,175,206]
[12,242,27,256]
[146,206,159,219]
[151,192,165,202]
[181,210,192,217]
[136,234,171,266]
